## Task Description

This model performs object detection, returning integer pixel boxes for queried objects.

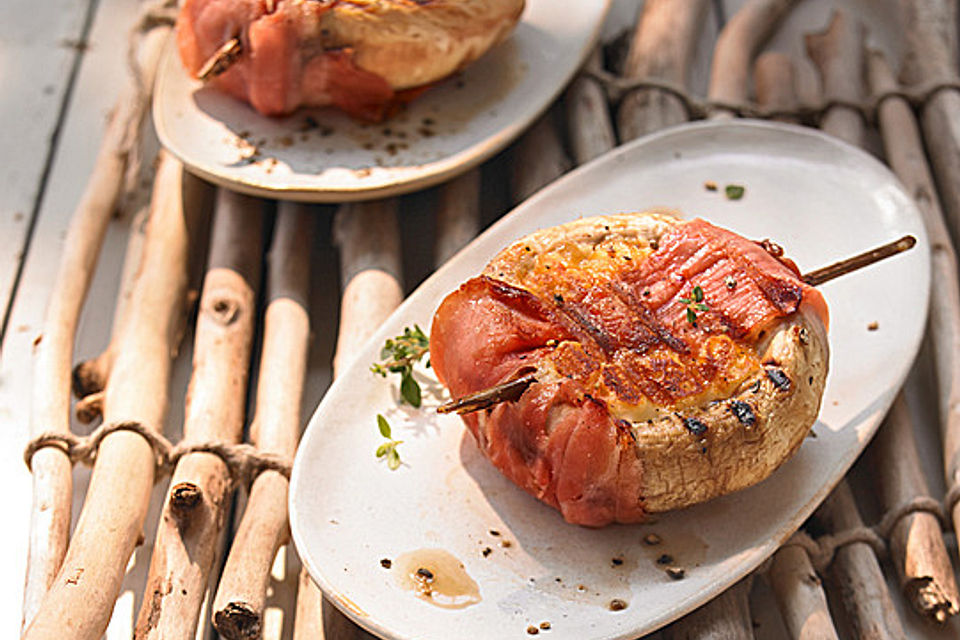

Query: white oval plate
[290,120,930,639]
[153,0,609,202]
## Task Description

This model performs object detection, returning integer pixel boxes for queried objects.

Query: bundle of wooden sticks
[17,0,960,639]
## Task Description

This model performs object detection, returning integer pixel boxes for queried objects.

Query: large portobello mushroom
[430,212,829,527]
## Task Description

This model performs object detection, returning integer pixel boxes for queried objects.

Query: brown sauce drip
[394,549,481,609]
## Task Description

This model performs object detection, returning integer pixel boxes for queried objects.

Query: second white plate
[153,0,610,202]
[290,120,930,640]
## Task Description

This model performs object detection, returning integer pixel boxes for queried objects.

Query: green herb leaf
[678,297,691,305]
[372,326,431,406]
[692,285,704,302]
[377,413,392,439]
[725,184,745,200]
[376,442,392,458]
[686,308,697,325]
[387,446,402,470]
[400,371,422,408]
[695,303,709,312]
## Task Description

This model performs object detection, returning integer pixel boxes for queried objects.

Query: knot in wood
[170,481,204,513]
[206,294,242,325]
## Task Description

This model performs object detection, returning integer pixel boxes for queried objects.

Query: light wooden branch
[869,395,960,623]
[899,0,960,245]
[134,189,265,639]
[708,0,802,118]
[566,49,617,163]
[211,202,312,640]
[767,545,839,640]
[23,151,208,640]
[805,15,907,638]
[661,577,754,640]
[434,169,481,266]
[804,11,866,147]
[814,481,907,639]
[292,200,405,639]
[509,108,572,204]
[754,51,801,124]
[899,2,960,536]
[870,46,960,608]
[751,51,840,639]
[617,0,708,141]
[21,23,170,628]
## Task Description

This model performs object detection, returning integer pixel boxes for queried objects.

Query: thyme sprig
[679,285,709,326]
[371,325,430,407]
[375,414,403,470]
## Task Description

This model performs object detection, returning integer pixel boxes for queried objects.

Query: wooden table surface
[2,1,959,638]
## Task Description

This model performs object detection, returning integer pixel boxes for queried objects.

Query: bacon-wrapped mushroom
[430,212,830,527]
[176,0,525,120]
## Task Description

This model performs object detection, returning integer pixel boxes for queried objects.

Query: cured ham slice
[176,0,525,119]
[431,212,830,526]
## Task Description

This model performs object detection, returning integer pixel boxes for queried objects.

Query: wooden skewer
[198,37,243,82]
[870,47,960,621]
[23,151,209,640]
[211,202,312,640]
[801,235,916,286]
[21,23,171,627]
[134,189,265,639]
[437,375,535,415]
[708,0,802,119]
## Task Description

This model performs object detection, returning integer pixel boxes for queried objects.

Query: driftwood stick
[804,11,867,147]
[661,577,754,640]
[21,23,170,627]
[23,151,207,640]
[434,169,481,266]
[71,204,148,402]
[332,199,404,374]
[807,19,908,638]
[870,46,960,601]
[293,200,405,639]
[565,48,616,164]
[813,481,907,639]
[869,394,960,623]
[752,51,839,640]
[899,1,960,541]
[767,545,839,640]
[616,0,707,141]
[708,0,801,119]
[509,108,572,204]
[899,0,960,246]
[212,202,312,640]
[134,189,265,639]
[753,52,801,124]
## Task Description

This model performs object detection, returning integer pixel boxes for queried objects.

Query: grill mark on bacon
[609,279,688,353]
